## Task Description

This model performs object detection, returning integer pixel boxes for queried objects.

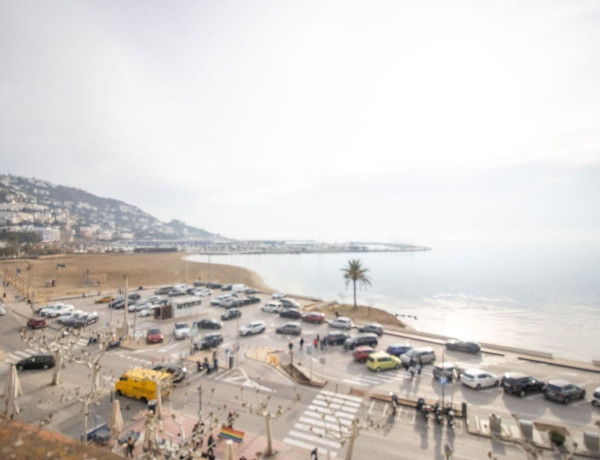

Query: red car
[27,317,47,329]
[352,346,376,362]
[302,312,325,324]
[146,328,164,344]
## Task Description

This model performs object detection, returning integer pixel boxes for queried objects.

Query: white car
[146,296,165,305]
[139,308,153,317]
[129,301,150,312]
[261,302,282,313]
[239,321,266,336]
[173,322,191,340]
[592,387,600,407]
[41,303,74,318]
[461,368,500,390]
[272,292,286,299]
[211,295,233,306]
[329,316,354,329]
[190,288,211,297]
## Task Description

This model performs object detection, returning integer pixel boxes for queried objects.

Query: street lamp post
[197,385,202,419]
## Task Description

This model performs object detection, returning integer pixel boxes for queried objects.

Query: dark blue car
[386,343,413,357]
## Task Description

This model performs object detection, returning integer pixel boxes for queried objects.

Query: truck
[114,368,173,402]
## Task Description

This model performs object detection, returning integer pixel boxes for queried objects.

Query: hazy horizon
[1,1,599,245]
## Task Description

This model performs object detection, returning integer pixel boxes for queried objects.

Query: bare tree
[237,381,300,457]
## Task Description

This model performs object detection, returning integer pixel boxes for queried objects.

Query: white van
[210,294,233,306]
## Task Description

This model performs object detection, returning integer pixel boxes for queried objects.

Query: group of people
[292,334,328,353]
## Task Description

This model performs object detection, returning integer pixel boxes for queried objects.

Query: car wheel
[17,365,23,370]
[495,380,500,387]
[376,367,382,373]
[395,364,401,370]
[476,384,482,390]
[141,397,147,403]
[117,390,123,396]
[519,390,526,398]
[563,397,570,404]
[43,364,49,370]
[592,400,598,407]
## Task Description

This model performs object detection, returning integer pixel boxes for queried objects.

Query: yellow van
[115,368,173,402]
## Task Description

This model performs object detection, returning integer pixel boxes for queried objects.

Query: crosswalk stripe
[14,350,30,358]
[315,394,361,408]
[299,416,350,434]
[320,389,363,403]
[287,429,341,449]
[304,410,352,426]
[294,421,348,438]
[283,437,336,458]
[25,348,38,354]
[7,354,21,362]
[311,399,358,414]
[307,405,355,420]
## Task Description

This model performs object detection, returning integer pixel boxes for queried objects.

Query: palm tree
[341,259,371,308]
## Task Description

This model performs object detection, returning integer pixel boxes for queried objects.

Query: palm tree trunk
[353,280,357,307]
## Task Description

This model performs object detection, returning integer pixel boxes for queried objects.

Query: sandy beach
[0,252,407,328]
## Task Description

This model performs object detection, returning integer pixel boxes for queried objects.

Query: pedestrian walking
[310,447,319,460]
[227,411,234,428]
[320,337,325,350]
[288,341,293,353]
[313,337,318,349]
[416,362,422,375]
[213,356,218,372]
[125,436,135,458]
[299,337,304,350]
[207,434,215,450]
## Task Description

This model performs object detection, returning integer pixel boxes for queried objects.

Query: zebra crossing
[0,337,90,376]
[283,389,363,458]
[341,365,436,388]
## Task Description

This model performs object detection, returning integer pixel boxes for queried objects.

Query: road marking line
[304,410,352,426]
[316,394,361,408]
[14,350,30,358]
[368,400,375,414]
[287,430,341,449]
[299,416,349,433]
[320,389,362,403]
[282,438,336,458]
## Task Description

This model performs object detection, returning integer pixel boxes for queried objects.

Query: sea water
[188,240,600,362]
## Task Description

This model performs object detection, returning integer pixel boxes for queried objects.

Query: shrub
[550,430,566,446]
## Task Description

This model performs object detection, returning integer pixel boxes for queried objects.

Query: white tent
[110,399,124,439]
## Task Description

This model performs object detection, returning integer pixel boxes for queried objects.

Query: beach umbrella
[3,364,22,418]
[109,399,124,439]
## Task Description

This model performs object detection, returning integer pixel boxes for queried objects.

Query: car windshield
[148,329,160,335]
[175,323,188,329]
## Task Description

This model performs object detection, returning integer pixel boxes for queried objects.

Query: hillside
[0,174,215,242]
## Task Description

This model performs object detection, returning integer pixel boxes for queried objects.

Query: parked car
[71,311,99,327]
[222,299,245,309]
[129,301,151,312]
[543,379,586,404]
[168,289,186,297]
[302,312,325,324]
[127,293,141,301]
[272,292,286,299]
[279,308,302,319]
[461,368,500,390]
[154,286,173,295]
[366,352,402,372]
[221,284,232,291]
[343,333,379,350]
[41,303,74,318]
[57,310,84,325]
[221,308,242,321]
[433,362,462,381]
[95,296,115,304]
[39,303,62,317]
[329,317,353,329]
[501,372,545,397]
[206,283,223,289]
[239,321,266,336]
[280,298,300,309]
[386,343,413,357]
[173,322,191,340]
[152,363,187,383]
[109,298,126,309]
[445,339,481,354]
[191,288,212,297]
[242,296,261,305]
[16,354,55,370]
[592,387,600,407]
[211,295,233,306]
[197,319,223,330]
[400,347,436,365]
[324,332,351,345]
[146,328,164,344]
[146,296,165,305]
[27,317,47,329]
[275,322,302,335]
[139,308,154,317]
[352,346,376,362]
[358,323,384,336]
[193,333,223,351]
[261,301,282,313]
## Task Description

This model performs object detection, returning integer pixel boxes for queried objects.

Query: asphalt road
[1,287,599,459]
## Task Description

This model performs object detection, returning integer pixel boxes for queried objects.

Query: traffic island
[245,347,327,387]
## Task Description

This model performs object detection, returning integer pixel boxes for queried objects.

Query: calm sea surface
[188,240,600,362]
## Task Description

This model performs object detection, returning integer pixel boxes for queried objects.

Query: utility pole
[123,275,129,340]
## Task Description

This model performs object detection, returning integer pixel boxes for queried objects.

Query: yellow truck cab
[115,368,173,402]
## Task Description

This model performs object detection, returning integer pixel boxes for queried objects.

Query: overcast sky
[1,1,599,244]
